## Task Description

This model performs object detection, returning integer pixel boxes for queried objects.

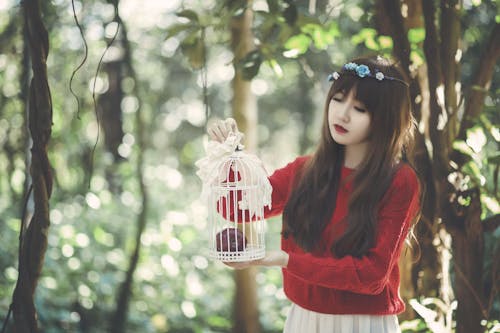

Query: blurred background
[0,0,498,332]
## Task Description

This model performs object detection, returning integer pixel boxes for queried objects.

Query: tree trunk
[422,3,500,332]
[446,189,485,333]
[99,59,125,193]
[99,60,125,163]
[12,0,53,331]
[375,0,442,318]
[109,9,149,333]
[456,23,500,141]
[230,2,261,333]
[445,21,500,333]
[440,0,460,141]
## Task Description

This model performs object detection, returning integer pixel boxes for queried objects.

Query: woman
[208,56,421,333]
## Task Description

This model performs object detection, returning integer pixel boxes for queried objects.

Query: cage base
[209,246,265,262]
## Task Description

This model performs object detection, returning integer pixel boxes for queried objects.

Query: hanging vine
[8,0,53,332]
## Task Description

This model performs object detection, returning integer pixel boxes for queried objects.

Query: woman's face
[328,89,372,149]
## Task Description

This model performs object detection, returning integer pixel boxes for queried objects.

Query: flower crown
[328,62,409,87]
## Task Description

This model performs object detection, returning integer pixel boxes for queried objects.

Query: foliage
[0,0,498,332]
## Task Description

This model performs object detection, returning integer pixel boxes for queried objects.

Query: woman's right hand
[207,118,240,143]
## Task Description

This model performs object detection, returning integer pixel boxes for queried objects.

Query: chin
[330,134,346,145]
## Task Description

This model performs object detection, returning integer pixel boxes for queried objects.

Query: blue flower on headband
[344,62,357,71]
[342,62,370,78]
[330,61,409,87]
[355,65,370,77]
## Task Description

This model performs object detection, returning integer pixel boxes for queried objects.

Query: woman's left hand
[223,250,289,270]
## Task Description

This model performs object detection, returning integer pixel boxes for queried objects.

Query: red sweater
[264,156,420,315]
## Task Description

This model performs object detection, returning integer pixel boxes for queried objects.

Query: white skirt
[283,303,401,333]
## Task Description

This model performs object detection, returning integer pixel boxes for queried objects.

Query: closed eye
[354,106,367,113]
[332,93,345,102]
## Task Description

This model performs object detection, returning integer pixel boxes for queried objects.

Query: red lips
[334,124,348,134]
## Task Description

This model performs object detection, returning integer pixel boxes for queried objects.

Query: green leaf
[378,36,393,49]
[463,160,483,183]
[453,140,474,157]
[301,23,337,50]
[410,49,425,66]
[284,34,311,55]
[481,195,500,217]
[351,28,377,45]
[327,21,340,38]
[267,59,283,77]
[177,10,199,23]
[408,28,425,43]
[365,36,380,50]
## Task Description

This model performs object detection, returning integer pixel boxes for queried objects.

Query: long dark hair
[282,56,416,258]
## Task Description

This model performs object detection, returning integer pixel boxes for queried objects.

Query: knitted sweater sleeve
[264,156,307,217]
[285,166,420,295]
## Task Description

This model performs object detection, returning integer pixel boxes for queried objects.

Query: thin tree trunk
[11,0,53,331]
[109,8,149,333]
[375,0,441,316]
[99,60,125,193]
[98,59,125,162]
[230,2,260,333]
[456,23,500,141]
[440,0,460,141]
[447,189,485,333]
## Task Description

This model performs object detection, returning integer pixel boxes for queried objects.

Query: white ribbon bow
[195,132,272,218]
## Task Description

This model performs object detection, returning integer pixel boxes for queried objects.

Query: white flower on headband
[327,72,340,82]
[375,72,384,81]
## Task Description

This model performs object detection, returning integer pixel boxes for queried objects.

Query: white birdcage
[196,134,271,262]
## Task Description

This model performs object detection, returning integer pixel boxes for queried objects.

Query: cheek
[327,103,334,123]
[358,115,372,138]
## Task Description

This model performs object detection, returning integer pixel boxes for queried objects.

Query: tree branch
[422,0,449,178]
[440,0,460,141]
[457,23,500,141]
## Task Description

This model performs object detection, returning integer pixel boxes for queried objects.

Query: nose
[337,104,351,122]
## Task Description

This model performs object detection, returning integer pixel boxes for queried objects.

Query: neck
[344,142,369,169]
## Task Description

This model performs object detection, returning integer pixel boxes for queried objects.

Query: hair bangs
[328,74,358,100]
[352,78,388,114]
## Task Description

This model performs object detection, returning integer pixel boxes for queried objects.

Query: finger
[225,118,238,133]
[207,126,223,142]
[211,124,227,142]
[220,121,231,139]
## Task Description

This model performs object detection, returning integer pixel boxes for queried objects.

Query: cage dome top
[195,132,272,215]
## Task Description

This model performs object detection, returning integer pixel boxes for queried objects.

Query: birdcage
[206,148,271,262]
[196,138,271,262]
